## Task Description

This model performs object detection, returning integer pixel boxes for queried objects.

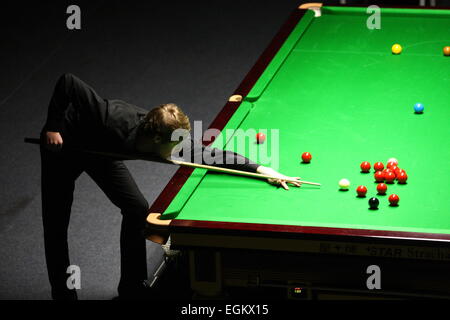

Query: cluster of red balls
[362,160,408,184]
[357,158,406,207]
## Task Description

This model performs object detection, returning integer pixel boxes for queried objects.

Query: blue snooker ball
[414,103,424,113]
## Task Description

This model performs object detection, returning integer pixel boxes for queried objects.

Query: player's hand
[257,166,301,190]
[268,175,302,190]
[45,131,63,152]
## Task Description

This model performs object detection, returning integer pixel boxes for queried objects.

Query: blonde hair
[141,103,191,142]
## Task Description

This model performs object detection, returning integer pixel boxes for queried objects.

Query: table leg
[189,250,223,298]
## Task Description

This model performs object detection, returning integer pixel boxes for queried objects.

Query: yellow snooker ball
[392,44,402,54]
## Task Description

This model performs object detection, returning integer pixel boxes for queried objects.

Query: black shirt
[44,73,259,172]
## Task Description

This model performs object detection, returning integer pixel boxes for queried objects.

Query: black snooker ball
[368,197,379,210]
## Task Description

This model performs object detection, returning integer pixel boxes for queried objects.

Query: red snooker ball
[374,171,385,182]
[385,171,396,184]
[301,152,312,163]
[377,183,387,195]
[356,185,368,197]
[360,161,371,173]
[389,194,400,206]
[374,162,384,172]
[389,165,399,176]
[256,133,266,144]
[397,171,408,184]
[386,161,397,169]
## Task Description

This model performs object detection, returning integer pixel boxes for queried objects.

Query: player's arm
[44,73,107,150]
[174,139,258,172]
[202,147,301,190]
[175,139,301,190]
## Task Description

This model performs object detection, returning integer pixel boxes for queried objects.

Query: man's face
[136,129,189,159]
[156,140,180,159]
[156,130,190,159]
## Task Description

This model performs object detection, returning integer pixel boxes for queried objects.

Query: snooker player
[41,73,300,300]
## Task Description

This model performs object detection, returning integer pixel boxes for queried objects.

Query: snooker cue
[170,159,320,186]
[24,137,172,164]
[24,137,321,186]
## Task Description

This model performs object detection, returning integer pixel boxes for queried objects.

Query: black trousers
[40,75,149,299]
[40,147,149,299]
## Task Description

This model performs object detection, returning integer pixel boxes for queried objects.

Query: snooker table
[147,3,450,299]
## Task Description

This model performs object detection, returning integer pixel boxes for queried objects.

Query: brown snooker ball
[444,46,450,56]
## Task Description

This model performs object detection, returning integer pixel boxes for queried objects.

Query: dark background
[1,0,448,300]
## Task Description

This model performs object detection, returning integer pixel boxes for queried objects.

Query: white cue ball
[339,178,350,190]
[387,158,398,166]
